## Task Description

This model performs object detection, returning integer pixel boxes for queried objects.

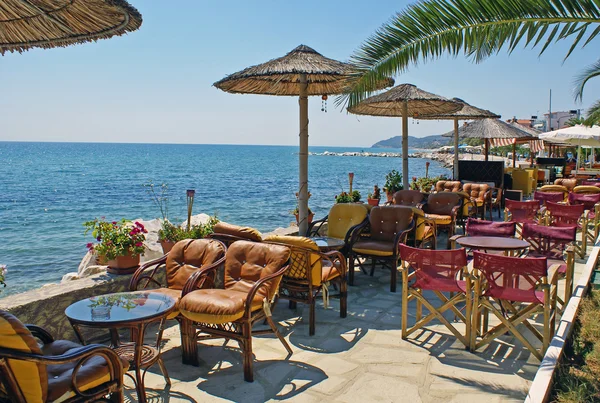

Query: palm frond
[342,0,600,108]
[574,60,600,102]
[584,99,600,126]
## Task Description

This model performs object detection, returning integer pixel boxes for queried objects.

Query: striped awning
[490,137,545,152]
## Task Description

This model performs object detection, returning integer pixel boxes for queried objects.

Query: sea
[0,142,450,297]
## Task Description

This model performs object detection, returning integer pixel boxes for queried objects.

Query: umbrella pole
[298,73,309,236]
[577,145,582,173]
[512,143,516,168]
[485,139,489,162]
[402,101,409,190]
[453,118,459,180]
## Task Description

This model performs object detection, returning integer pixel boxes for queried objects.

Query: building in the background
[542,110,582,131]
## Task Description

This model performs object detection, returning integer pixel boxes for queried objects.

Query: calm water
[0,142,449,296]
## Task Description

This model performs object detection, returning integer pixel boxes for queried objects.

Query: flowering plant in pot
[383,169,403,202]
[0,265,6,293]
[291,191,314,224]
[84,218,147,274]
[367,185,381,206]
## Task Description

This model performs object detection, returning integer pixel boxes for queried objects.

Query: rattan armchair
[0,311,126,403]
[307,203,368,255]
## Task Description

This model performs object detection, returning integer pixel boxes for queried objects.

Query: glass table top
[310,236,345,251]
[65,291,175,325]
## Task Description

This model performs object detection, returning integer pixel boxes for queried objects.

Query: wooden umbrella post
[484,139,489,162]
[348,172,354,194]
[298,73,309,236]
[512,143,517,168]
[453,118,459,179]
[402,101,409,190]
[186,190,195,232]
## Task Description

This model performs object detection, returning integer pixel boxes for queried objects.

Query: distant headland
[371,134,450,149]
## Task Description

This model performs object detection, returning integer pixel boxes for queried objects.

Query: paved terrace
[126,246,589,403]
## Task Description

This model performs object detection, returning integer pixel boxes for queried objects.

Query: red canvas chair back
[400,244,467,293]
[466,218,516,237]
[533,191,564,205]
[522,223,576,260]
[568,192,600,211]
[505,199,540,223]
[546,201,585,227]
[582,180,600,187]
[473,251,548,304]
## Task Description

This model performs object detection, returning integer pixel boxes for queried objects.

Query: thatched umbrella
[0,0,141,54]
[214,44,392,235]
[419,98,499,178]
[442,118,535,164]
[347,84,462,189]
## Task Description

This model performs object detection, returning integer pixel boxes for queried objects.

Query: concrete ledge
[524,243,600,403]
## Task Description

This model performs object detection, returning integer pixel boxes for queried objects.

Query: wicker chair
[421,192,462,248]
[462,183,491,220]
[264,235,347,335]
[178,241,291,382]
[392,190,426,207]
[347,206,414,292]
[0,310,126,403]
[307,203,368,254]
[555,178,578,191]
[489,187,503,219]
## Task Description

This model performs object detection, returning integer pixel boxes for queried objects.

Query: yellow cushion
[424,213,452,225]
[0,311,46,402]
[264,235,322,286]
[327,204,368,240]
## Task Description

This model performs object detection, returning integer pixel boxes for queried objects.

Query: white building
[542,110,581,131]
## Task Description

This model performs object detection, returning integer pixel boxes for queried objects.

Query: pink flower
[130,230,137,236]
[86,243,94,250]
[135,242,143,247]
[112,221,117,225]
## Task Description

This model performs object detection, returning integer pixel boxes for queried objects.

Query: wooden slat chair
[348,206,414,292]
[434,180,474,231]
[522,223,576,310]
[450,218,516,255]
[462,183,492,220]
[545,201,588,258]
[0,310,126,403]
[489,187,504,219]
[263,235,347,336]
[568,192,600,242]
[504,199,542,238]
[539,185,569,202]
[399,245,472,348]
[471,252,558,361]
[307,203,368,255]
[178,241,292,382]
[129,238,227,361]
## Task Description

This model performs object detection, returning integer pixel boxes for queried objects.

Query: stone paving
[123,247,589,403]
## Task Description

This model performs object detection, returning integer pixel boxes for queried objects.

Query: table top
[456,236,530,251]
[65,291,175,326]
[310,236,345,251]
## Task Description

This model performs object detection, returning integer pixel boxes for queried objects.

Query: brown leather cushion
[462,183,490,201]
[424,192,462,215]
[212,222,263,242]
[224,241,291,301]
[322,260,341,282]
[43,340,128,402]
[166,239,226,290]
[435,181,462,193]
[179,289,264,324]
[369,206,414,242]
[352,240,395,256]
[392,190,424,207]
[152,288,183,319]
[555,178,578,191]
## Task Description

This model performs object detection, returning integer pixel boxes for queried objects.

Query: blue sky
[1,0,598,147]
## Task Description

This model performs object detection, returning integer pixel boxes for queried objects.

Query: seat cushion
[322,260,341,282]
[179,289,264,324]
[43,340,129,403]
[424,213,452,225]
[352,240,394,256]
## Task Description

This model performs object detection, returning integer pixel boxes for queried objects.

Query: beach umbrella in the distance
[418,98,500,179]
[0,0,141,54]
[214,44,392,236]
[347,84,462,190]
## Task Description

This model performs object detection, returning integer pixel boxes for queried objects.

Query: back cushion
[555,179,578,191]
[435,181,462,193]
[462,183,490,200]
[224,241,291,300]
[393,190,424,207]
[263,235,322,286]
[369,206,414,242]
[212,222,263,242]
[0,311,47,402]
[425,193,462,215]
[327,204,368,240]
[166,239,226,290]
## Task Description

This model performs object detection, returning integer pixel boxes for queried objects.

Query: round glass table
[65,291,175,403]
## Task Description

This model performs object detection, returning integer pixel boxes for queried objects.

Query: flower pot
[295,212,314,225]
[160,240,176,254]
[107,252,140,275]
[386,191,394,203]
[367,198,380,206]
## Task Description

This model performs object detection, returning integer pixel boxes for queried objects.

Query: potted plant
[84,218,147,274]
[0,264,6,294]
[351,190,361,203]
[158,220,179,253]
[292,191,314,225]
[383,169,403,202]
[368,185,381,206]
[158,214,219,253]
[335,192,353,203]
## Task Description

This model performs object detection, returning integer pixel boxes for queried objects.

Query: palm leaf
[574,60,600,102]
[584,99,600,126]
[340,0,600,108]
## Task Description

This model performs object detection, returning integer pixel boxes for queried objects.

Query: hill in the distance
[372,134,450,149]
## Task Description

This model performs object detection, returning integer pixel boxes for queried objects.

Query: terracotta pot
[160,240,176,254]
[386,191,394,203]
[107,252,140,275]
[367,198,380,206]
[295,212,314,225]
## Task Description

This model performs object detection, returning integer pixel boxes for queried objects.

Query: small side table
[65,291,175,403]
[310,236,345,252]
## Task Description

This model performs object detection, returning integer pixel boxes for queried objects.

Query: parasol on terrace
[539,125,600,171]
[0,0,142,54]
[214,44,392,236]
[347,84,462,189]
[418,98,499,179]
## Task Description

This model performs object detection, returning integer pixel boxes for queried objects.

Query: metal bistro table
[65,291,175,403]
[456,235,530,256]
[311,236,346,252]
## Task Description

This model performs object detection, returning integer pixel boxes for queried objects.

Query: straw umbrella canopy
[347,84,462,189]
[214,44,392,235]
[0,0,142,54]
[418,98,499,178]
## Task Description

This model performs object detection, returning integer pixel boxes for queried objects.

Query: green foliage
[575,60,600,102]
[585,100,600,126]
[335,192,353,203]
[0,265,6,292]
[384,169,403,193]
[84,218,147,260]
[368,185,381,200]
[351,190,361,202]
[158,214,219,242]
[410,175,446,192]
[463,138,484,147]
